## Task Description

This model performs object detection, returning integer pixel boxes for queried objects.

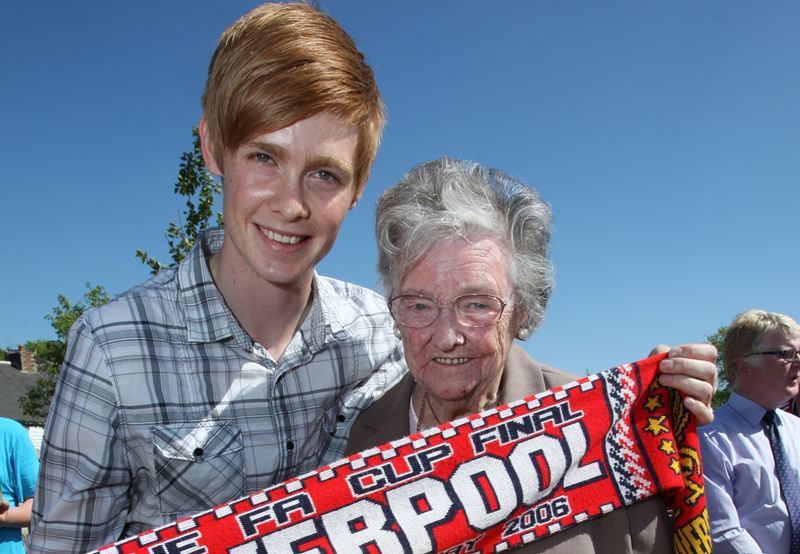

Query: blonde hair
[724,309,800,387]
[202,3,385,193]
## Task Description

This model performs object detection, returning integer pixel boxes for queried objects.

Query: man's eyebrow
[244,141,287,158]
[311,155,354,178]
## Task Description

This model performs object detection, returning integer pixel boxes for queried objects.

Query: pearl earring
[393,326,402,339]
[516,327,531,341]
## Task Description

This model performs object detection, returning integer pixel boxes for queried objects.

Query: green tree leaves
[136,128,222,274]
[20,128,221,419]
[20,283,110,420]
[706,326,729,407]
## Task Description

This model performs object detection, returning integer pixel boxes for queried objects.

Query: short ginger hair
[202,3,385,192]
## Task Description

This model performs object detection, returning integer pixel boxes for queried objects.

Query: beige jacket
[346,344,673,554]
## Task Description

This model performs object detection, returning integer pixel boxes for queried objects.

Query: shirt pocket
[151,420,245,517]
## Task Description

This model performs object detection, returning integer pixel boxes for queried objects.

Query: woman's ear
[514,310,531,341]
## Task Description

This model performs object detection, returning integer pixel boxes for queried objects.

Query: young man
[700,309,800,553]
[27,4,404,552]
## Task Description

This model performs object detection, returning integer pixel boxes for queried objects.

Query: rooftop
[0,361,45,426]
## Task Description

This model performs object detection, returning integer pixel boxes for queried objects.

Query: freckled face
[739,328,800,409]
[201,112,359,291]
[397,236,521,411]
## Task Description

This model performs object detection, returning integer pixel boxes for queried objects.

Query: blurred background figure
[700,309,800,553]
[782,392,799,416]
[0,416,39,553]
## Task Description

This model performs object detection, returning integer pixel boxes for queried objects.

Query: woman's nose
[431,307,466,350]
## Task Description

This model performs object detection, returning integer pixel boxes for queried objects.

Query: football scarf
[91,353,710,554]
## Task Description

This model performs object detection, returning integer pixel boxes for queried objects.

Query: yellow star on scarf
[644,395,663,412]
[644,415,670,436]
[670,458,682,474]
[659,439,676,455]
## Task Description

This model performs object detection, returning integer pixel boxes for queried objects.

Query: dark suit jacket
[346,344,673,553]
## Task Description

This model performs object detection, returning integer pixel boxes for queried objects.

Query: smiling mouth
[262,228,304,245]
[434,357,470,365]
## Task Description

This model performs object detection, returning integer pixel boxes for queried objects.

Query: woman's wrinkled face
[395,236,523,410]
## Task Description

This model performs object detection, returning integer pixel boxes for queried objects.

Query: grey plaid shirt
[28,228,405,554]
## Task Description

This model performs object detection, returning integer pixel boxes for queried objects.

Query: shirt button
[286,440,294,450]
[336,415,346,423]
[193,448,204,458]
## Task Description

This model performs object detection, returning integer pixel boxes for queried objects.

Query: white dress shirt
[700,391,800,553]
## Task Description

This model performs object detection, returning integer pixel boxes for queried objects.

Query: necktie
[763,409,800,553]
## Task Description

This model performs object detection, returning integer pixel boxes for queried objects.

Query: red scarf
[92,353,709,553]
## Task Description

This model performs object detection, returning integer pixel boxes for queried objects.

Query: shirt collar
[176,227,238,344]
[727,391,770,428]
[295,275,351,354]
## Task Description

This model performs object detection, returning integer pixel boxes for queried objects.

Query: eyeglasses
[745,349,800,363]
[388,294,509,329]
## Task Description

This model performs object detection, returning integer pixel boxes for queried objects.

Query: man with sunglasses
[700,309,800,553]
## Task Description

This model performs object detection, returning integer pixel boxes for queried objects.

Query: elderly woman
[346,158,716,553]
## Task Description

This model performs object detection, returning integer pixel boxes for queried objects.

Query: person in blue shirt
[0,417,39,554]
[700,309,800,553]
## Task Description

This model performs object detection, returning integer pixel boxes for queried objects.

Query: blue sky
[2,1,798,374]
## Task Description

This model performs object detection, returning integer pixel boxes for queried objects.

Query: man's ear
[349,184,365,210]
[735,357,750,378]
[199,117,223,176]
